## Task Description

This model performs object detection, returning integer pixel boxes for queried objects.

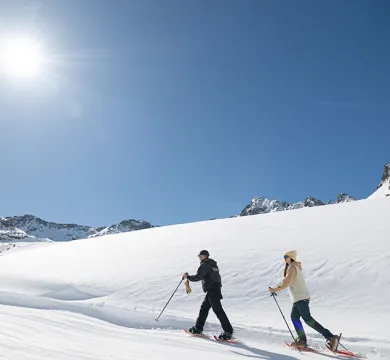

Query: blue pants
[291,299,333,343]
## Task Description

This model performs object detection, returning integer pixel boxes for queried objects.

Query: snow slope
[369,162,390,199]
[0,196,389,359]
[368,177,390,199]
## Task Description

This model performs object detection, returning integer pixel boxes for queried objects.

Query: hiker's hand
[268,287,276,293]
[182,272,189,280]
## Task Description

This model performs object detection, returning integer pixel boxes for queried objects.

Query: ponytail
[283,258,294,277]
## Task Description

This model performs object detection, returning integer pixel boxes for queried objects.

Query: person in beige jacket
[268,250,340,350]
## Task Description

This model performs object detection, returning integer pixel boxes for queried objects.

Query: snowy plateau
[0,162,389,359]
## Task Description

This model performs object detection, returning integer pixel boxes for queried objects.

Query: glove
[184,279,192,294]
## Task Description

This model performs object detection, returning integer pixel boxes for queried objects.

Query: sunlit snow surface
[0,196,389,359]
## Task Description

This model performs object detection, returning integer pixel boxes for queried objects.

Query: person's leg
[208,287,234,335]
[291,302,307,345]
[193,294,211,332]
[297,300,333,340]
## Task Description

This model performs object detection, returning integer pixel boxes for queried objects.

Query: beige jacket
[276,262,310,303]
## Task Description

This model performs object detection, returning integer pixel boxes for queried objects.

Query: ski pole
[270,290,301,352]
[155,278,183,322]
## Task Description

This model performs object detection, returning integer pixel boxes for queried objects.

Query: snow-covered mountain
[239,193,356,217]
[369,161,390,199]
[0,219,29,241]
[377,161,390,188]
[327,192,357,204]
[0,214,153,242]
[239,161,390,217]
[88,219,155,238]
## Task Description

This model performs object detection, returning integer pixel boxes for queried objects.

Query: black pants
[291,299,333,342]
[195,287,233,333]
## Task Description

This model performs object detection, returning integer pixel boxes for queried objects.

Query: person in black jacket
[183,250,234,340]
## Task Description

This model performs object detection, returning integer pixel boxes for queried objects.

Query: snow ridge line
[0,291,193,331]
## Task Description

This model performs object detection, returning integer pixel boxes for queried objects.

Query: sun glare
[0,36,45,80]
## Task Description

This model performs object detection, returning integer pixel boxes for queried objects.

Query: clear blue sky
[0,0,389,227]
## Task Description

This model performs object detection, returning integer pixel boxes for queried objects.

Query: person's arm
[187,263,209,282]
[269,266,297,293]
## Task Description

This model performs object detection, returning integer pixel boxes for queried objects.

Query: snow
[0,196,389,359]
[368,177,390,199]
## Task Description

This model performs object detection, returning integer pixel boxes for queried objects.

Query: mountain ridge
[0,215,153,242]
[239,193,357,217]
[239,161,389,217]
[1,161,389,241]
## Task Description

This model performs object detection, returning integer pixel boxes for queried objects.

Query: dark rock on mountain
[0,214,153,242]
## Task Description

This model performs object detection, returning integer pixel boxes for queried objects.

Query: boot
[218,331,233,341]
[188,326,202,335]
[291,338,308,349]
[327,335,340,351]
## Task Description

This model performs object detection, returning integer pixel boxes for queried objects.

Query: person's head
[197,249,210,261]
[283,250,297,265]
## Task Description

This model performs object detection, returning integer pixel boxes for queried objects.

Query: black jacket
[187,258,222,293]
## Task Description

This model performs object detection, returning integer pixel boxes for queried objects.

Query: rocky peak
[7,214,92,230]
[0,215,154,242]
[368,161,390,198]
[285,196,324,210]
[336,193,357,203]
[377,162,390,189]
[327,193,357,205]
[88,219,153,238]
[239,197,289,216]
[239,192,358,217]
[0,217,29,242]
[3,214,97,241]
[303,196,325,207]
[240,195,327,216]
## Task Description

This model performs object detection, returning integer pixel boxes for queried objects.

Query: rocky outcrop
[239,195,329,216]
[239,193,357,217]
[89,219,153,238]
[377,162,390,189]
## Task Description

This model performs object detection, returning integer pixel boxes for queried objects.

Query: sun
[0,36,45,80]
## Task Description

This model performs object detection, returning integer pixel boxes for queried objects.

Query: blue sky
[0,0,389,227]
